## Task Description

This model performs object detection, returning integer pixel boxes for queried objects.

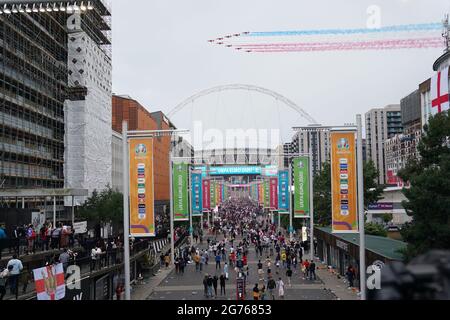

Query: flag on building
[430,66,449,116]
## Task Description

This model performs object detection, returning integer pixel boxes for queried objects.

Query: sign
[173,163,189,221]
[73,221,88,234]
[33,263,66,300]
[191,173,203,216]
[202,179,211,211]
[236,277,246,300]
[368,203,394,211]
[209,166,261,175]
[336,240,349,252]
[293,157,310,218]
[331,131,358,233]
[269,177,278,209]
[31,211,46,230]
[278,170,289,211]
[302,227,308,242]
[129,138,155,237]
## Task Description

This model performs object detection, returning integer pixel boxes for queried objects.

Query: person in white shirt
[7,255,23,298]
[91,246,100,271]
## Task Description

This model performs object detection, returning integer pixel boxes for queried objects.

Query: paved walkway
[315,263,359,300]
[131,265,175,300]
[135,232,358,301]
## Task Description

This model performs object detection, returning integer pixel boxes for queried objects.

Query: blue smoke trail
[246,23,442,37]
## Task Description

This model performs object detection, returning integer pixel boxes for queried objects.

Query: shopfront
[315,226,407,278]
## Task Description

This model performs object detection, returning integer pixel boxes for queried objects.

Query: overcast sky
[111,0,449,144]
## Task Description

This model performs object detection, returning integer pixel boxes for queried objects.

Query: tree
[313,160,384,229]
[78,186,124,227]
[364,160,384,207]
[313,162,332,226]
[382,213,393,224]
[398,112,450,261]
[364,222,387,237]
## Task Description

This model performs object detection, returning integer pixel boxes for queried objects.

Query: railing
[1,236,169,300]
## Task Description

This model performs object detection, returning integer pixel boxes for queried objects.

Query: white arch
[167,84,317,124]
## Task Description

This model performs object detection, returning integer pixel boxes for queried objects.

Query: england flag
[430,66,449,116]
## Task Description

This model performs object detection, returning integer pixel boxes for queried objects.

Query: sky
[111,0,450,146]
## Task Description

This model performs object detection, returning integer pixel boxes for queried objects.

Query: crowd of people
[0,222,75,260]
[169,197,322,300]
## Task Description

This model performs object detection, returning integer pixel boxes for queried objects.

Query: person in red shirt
[230,251,236,267]
[243,255,247,266]
[302,259,310,279]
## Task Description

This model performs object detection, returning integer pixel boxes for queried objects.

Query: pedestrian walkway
[315,262,359,300]
[131,265,175,300]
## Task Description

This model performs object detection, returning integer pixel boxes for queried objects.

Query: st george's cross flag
[430,66,449,116]
[33,263,66,300]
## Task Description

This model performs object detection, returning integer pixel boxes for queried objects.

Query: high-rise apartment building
[365,105,402,184]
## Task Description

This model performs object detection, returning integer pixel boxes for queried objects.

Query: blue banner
[278,170,289,210]
[191,173,203,216]
[209,166,261,175]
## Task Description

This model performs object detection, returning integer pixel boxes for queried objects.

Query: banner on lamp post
[210,180,216,209]
[269,177,278,209]
[264,179,270,208]
[191,172,203,216]
[331,130,358,233]
[293,157,310,218]
[278,170,289,211]
[173,162,189,221]
[202,179,211,211]
[129,138,155,237]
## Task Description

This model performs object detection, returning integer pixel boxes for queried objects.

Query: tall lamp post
[122,122,189,300]
[293,120,365,299]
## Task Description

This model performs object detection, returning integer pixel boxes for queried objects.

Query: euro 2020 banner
[173,163,189,221]
[202,179,211,211]
[129,138,155,237]
[293,157,310,218]
[278,170,289,211]
[191,172,203,216]
[331,131,358,233]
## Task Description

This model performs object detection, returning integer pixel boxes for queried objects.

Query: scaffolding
[0,0,111,211]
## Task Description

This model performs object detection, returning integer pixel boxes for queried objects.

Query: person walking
[215,253,222,270]
[219,274,226,295]
[346,265,356,288]
[164,254,170,268]
[302,259,310,280]
[207,275,214,298]
[200,253,206,272]
[59,248,71,275]
[7,255,23,299]
[267,277,276,300]
[309,261,317,281]
[212,275,218,297]
[277,277,285,300]
[194,253,201,272]
[252,283,260,300]
[259,285,266,300]
[286,267,293,286]
[223,262,229,280]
